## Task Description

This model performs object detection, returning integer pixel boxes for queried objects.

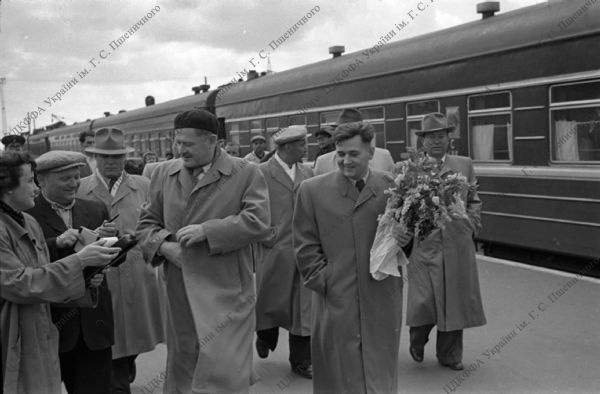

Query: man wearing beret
[255,125,313,378]
[403,113,486,371]
[244,135,267,163]
[293,121,408,394]
[136,109,271,393]
[27,150,118,394]
[1,134,26,152]
[78,128,165,393]
[313,108,395,175]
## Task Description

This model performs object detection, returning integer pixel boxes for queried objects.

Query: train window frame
[467,91,513,163]
[319,110,340,127]
[288,114,307,126]
[549,79,600,165]
[359,106,386,147]
[405,100,440,149]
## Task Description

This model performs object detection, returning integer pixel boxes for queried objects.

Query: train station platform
[127,255,600,394]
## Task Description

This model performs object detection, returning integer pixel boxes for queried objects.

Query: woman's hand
[76,239,121,267]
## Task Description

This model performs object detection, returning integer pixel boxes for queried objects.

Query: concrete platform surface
[124,256,600,393]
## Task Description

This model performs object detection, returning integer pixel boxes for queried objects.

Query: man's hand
[159,241,184,268]
[392,226,413,247]
[176,224,206,248]
[57,229,83,248]
[96,221,118,237]
[89,273,104,288]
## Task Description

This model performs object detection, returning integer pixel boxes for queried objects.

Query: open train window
[468,92,512,162]
[550,80,600,163]
[406,100,440,149]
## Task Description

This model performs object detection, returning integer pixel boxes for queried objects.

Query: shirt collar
[275,152,295,170]
[41,190,75,211]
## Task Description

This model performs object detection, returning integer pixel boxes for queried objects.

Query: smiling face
[4,164,38,211]
[37,167,81,205]
[422,130,450,159]
[175,129,217,168]
[335,135,374,181]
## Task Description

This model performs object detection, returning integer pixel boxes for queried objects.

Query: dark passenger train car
[28,1,599,271]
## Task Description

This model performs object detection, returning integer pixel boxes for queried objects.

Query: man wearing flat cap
[78,128,165,393]
[402,112,486,371]
[1,134,26,152]
[313,125,335,160]
[244,135,267,163]
[136,109,271,393]
[27,150,118,394]
[313,108,395,176]
[254,125,313,378]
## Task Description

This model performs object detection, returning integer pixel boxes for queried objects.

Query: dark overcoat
[407,154,486,331]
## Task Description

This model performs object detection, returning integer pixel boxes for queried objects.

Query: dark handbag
[84,234,138,280]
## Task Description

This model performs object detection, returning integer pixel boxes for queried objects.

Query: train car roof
[92,90,215,129]
[36,120,93,137]
[216,1,600,106]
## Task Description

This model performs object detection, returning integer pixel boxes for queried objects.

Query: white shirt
[195,163,213,182]
[274,152,296,182]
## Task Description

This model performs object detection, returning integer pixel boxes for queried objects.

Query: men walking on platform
[27,150,117,394]
[78,127,165,393]
[313,108,395,175]
[255,125,313,379]
[293,121,409,394]
[136,109,271,393]
[405,112,486,371]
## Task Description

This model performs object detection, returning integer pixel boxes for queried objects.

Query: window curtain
[555,120,579,161]
[472,124,495,160]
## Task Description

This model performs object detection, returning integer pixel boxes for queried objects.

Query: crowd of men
[0,107,485,394]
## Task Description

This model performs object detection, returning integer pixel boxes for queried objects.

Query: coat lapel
[269,158,294,191]
[191,149,234,194]
[355,175,377,209]
[34,195,68,234]
[111,174,135,206]
[335,171,359,202]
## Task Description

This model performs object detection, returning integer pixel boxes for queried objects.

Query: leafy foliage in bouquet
[382,150,476,241]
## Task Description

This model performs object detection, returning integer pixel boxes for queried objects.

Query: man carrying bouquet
[293,121,410,394]
[406,112,486,371]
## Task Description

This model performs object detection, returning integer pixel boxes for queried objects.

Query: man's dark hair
[0,151,37,197]
[79,130,95,144]
[333,121,374,145]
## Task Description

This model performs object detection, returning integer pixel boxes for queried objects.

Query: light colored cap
[36,150,86,173]
[273,125,311,145]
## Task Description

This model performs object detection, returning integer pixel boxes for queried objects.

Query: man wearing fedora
[78,128,165,393]
[255,125,313,378]
[244,134,267,163]
[405,112,486,371]
[293,121,407,394]
[313,108,395,175]
[27,150,118,394]
[136,109,270,393]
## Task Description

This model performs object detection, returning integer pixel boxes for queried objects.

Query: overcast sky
[1,0,544,133]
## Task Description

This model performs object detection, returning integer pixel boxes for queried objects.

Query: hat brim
[414,127,452,136]
[85,147,135,155]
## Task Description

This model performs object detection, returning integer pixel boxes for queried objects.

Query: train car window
[266,118,279,151]
[359,106,384,121]
[227,121,247,147]
[320,111,340,126]
[550,80,600,163]
[406,100,440,149]
[360,106,385,148]
[250,120,263,136]
[468,92,512,162]
[288,115,307,126]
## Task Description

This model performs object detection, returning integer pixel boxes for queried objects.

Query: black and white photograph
[1,0,599,393]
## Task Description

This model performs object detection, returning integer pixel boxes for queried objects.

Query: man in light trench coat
[78,127,165,393]
[293,121,411,394]
[136,109,270,394]
[255,126,313,378]
[405,112,486,371]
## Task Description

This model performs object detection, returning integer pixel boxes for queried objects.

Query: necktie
[355,179,365,192]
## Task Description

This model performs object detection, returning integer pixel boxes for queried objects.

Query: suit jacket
[27,196,114,352]
[313,147,395,175]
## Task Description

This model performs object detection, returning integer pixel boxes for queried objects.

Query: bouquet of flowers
[370,150,476,280]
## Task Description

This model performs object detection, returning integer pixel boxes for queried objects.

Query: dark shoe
[256,338,269,359]
[439,360,464,371]
[409,346,424,362]
[291,362,313,379]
